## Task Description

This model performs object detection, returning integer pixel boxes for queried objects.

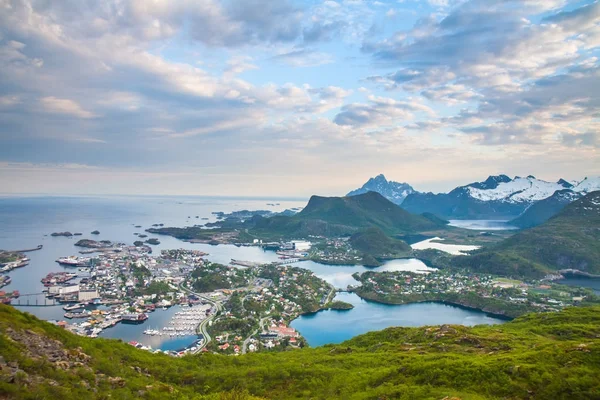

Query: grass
[1,304,600,399]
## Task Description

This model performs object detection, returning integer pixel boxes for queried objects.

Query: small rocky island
[75,239,112,248]
[324,301,354,311]
[145,238,160,245]
[50,232,73,237]
[90,230,100,235]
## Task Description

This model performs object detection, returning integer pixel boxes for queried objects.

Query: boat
[121,313,149,324]
[55,256,90,267]
[63,303,85,311]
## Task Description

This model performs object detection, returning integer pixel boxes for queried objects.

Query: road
[241,316,269,354]
[178,282,222,353]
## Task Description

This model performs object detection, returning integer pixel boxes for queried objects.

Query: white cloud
[39,97,97,119]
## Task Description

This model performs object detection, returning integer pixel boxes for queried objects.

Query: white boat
[63,303,85,311]
[56,256,90,267]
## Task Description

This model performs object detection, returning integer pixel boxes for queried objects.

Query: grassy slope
[1,304,600,399]
[349,227,412,257]
[250,192,443,240]
[455,191,600,278]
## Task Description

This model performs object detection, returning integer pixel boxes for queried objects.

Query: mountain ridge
[346,174,415,204]
[402,175,600,219]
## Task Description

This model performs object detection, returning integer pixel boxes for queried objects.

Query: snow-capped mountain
[347,174,416,205]
[572,176,600,193]
[466,175,574,203]
[509,189,584,229]
[401,175,600,220]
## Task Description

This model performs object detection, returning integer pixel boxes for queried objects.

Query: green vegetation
[1,304,600,399]
[0,251,21,264]
[190,263,249,292]
[352,270,600,318]
[323,300,354,310]
[151,192,447,243]
[509,189,579,229]
[349,227,412,260]
[456,191,600,278]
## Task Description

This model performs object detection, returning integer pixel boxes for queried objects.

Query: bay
[291,292,505,347]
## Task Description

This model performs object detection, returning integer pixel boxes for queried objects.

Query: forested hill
[288,191,443,235]
[455,191,600,278]
[1,304,600,399]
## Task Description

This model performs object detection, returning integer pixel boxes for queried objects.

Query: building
[78,289,100,302]
[291,240,311,251]
[59,284,80,295]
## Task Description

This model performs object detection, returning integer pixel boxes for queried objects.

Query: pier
[5,245,43,253]
[11,293,58,307]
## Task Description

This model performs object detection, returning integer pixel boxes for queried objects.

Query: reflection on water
[411,237,480,255]
[448,220,518,230]
[295,258,435,289]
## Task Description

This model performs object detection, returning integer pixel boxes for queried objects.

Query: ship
[63,303,85,311]
[55,256,90,267]
[121,313,149,324]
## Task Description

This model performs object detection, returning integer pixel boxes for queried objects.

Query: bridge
[11,293,59,307]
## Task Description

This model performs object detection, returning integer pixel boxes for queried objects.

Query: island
[50,231,73,237]
[323,300,354,310]
[144,238,160,245]
[90,230,100,235]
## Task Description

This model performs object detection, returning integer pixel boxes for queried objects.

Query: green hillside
[509,189,581,229]
[349,227,412,265]
[456,191,600,278]
[150,192,446,242]
[1,304,600,399]
[251,191,443,239]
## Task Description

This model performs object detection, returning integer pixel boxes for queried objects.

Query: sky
[0,0,598,197]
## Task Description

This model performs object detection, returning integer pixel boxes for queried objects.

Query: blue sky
[0,0,598,196]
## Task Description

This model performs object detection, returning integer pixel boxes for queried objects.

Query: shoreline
[351,290,516,320]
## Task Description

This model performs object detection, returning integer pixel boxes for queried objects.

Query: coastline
[350,290,518,319]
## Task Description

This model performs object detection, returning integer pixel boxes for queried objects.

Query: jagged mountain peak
[347,174,416,205]
[557,178,574,188]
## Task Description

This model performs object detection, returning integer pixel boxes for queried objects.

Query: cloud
[334,95,434,128]
[271,48,334,67]
[361,0,600,147]
[39,97,97,119]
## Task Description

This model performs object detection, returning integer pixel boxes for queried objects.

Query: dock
[5,245,43,253]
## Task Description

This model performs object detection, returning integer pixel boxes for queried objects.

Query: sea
[0,195,534,349]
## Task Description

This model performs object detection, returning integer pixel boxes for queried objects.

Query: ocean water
[1,195,506,349]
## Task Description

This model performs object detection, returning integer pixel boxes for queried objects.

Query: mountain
[347,174,416,204]
[509,189,583,229]
[402,175,600,219]
[455,191,600,278]
[251,191,444,238]
[349,227,412,265]
[2,304,600,399]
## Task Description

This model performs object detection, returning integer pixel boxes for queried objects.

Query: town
[16,241,339,357]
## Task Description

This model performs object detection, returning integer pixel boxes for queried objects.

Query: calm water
[448,220,518,230]
[296,259,435,289]
[411,237,480,255]
[0,196,509,349]
[558,278,600,295]
[291,292,505,346]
